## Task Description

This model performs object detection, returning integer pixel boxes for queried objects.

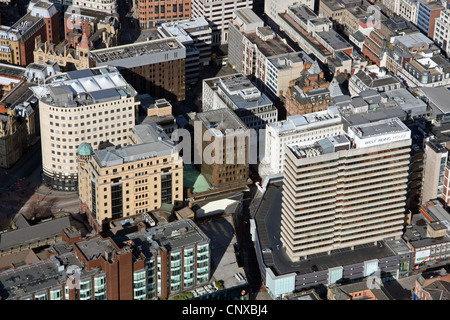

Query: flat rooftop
[151,219,209,251]
[75,236,118,261]
[269,107,342,134]
[197,108,248,137]
[234,7,261,25]
[349,117,409,139]
[0,261,63,300]
[267,51,313,70]
[254,181,400,276]
[419,87,450,115]
[245,31,294,58]
[90,38,184,64]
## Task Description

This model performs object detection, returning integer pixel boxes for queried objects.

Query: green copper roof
[77,142,93,156]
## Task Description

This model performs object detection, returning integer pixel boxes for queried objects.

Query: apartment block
[191,0,252,45]
[134,0,192,29]
[31,66,140,191]
[78,122,183,232]
[90,38,186,102]
[281,118,411,261]
[202,73,277,131]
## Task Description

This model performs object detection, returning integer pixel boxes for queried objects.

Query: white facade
[434,9,450,57]
[260,107,344,177]
[398,0,419,24]
[191,0,252,45]
[264,0,314,29]
[73,0,117,14]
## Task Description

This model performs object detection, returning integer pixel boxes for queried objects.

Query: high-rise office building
[281,118,411,261]
[32,65,140,191]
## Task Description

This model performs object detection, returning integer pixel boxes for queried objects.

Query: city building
[403,200,450,273]
[157,17,212,84]
[0,62,50,168]
[433,9,450,57]
[362,16,420,69]
[417,87,450,126]
[202,73,277,131]
[27,0,61,44]
[251,179,413,299]
[195,108,250,190]
[64,5,119,49]
[327,281,393,300]
[78,122,183,233]
[259,107,344,177]
[31,65,140,191]
[416,0,443,39]
[281,117,411,261]
[191,0,252,45]
[349,67,403,97]
[265,52,313,98]
[90,38,186,102]
[284,61,337,116]
[0,0,60,66]
[139,94,177,138]
[133,0,192,29]
[277,4,353,64]
[421,139,448,204]
[33,34,94,71]
[414,271,450,300]
[264,0,314,29]
[398,0,419,23]
[72,0,117,15]
[383,33,450,88]
[0,219,211,300]
[228,8,298,96]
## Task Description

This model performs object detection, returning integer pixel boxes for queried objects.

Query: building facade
[259,107,344,177]
[78,123,183,233]
[134,0,192,29]
[281,118,411,261]
[32,66,140,191]
[90,38,186,102]
[202,73,277,132]
[191,0,252,45]
[157,18,212,84]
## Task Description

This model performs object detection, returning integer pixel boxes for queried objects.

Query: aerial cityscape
[2,0,450,305]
